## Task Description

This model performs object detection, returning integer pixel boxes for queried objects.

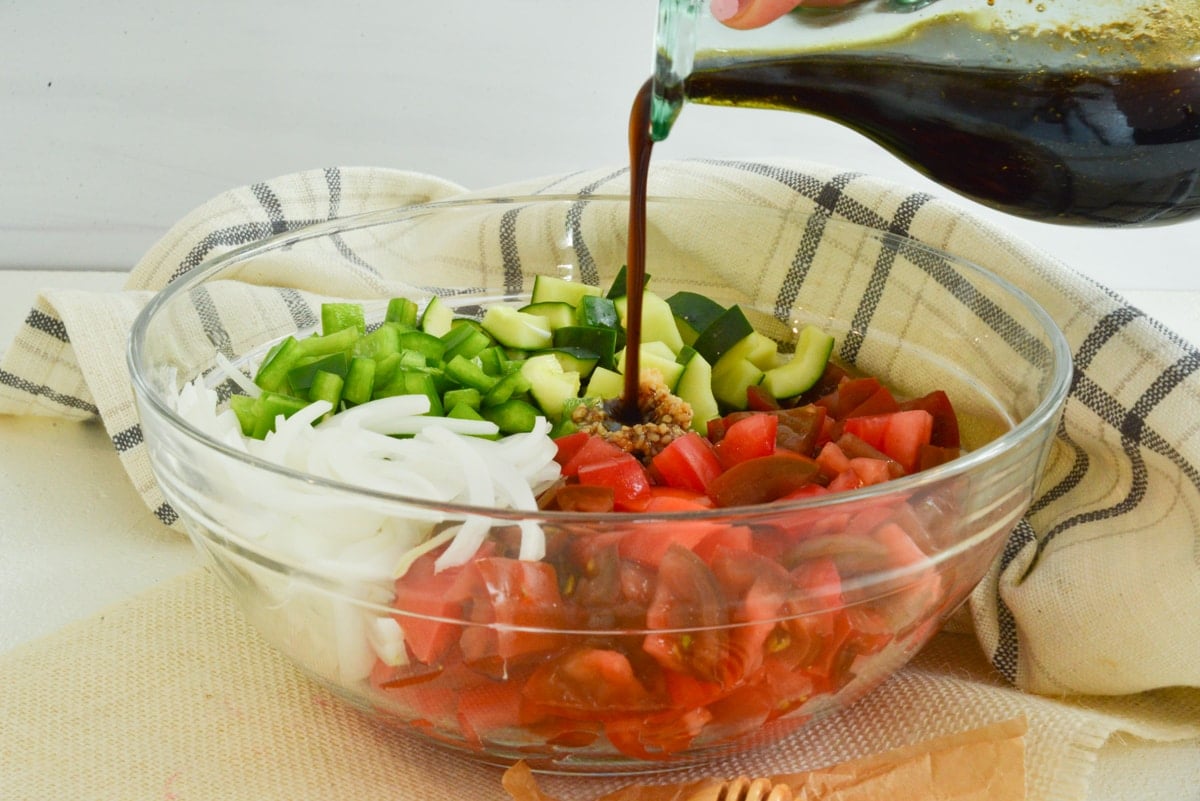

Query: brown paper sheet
[503,717,1026,801]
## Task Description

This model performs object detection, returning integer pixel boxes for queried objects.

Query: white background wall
[3,0,1197,290]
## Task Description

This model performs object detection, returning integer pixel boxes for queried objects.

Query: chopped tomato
[618,518,720,569]
[390,551,472,664]
[456,678,525,750]
[560,435,627,477]
[651,432,723,493]
[552,430,591,466]
[842,410,934,474]
[713,413,778,469]
[917,443,961,471]
[815,440,851,477]
[577,453,653,511]
[692,525,753,565]
[774,405,827,455]
[643,545,731,684]
[604,707,713,760]
[522,648,661,721]
[541,483,615,512]
[707,453,820,507]
[646,485,715,508]
[899,390,960,448]
[460,558,567,664]
[745,384,781,411]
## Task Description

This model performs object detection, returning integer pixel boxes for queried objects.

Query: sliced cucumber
[553,325,619,370]
[617,342,685,390]
[583,366,624,400]
[545,347,600,379]
[520,353,581,422]
[760,325,836,400]
[530,275,601,306]
[667,292,726,347]
[721,330,783,371]
[605,264,649,299]
[692,305,754,365]
[674,347,719,434]
[480,305,554,350]
[711,357,764,410]
[614,290,684,354]
[519,301,577,331]
[576,295,620,329]
[420,296,454,337]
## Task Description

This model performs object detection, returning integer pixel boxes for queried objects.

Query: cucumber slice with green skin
[719,330,783,371]
[692,305,755,365]
[760,325,836,399]
[576,295,621,329]
[519,301,577,331]
[553,325,619,370]
[420,296,455,337]
[667,292,726,347]
[675,347,719,434]
[605,265,649,299]
[614,291,684,354]
[545,347,600,379]
[711,357,765,410]
[530,275,602,307]
[520,353,581,423]
[583,366,624,400]
[617,343,685,390]
[481,305,554,350]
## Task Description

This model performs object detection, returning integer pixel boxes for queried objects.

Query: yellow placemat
[2,567,1197,801]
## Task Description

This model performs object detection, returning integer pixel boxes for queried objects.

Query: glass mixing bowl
[127,194,1070,772]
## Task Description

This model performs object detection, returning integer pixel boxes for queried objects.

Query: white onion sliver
[317,394,431,431]
[213,352,261,398]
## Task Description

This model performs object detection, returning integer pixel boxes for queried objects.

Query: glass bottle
[651,0,1200,226]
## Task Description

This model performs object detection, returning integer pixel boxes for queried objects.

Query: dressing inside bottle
[652,0,1200,226]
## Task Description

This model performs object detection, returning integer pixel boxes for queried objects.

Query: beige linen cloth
[2,161,1199,800]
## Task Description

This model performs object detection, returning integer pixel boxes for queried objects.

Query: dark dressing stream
[620,79,656,422]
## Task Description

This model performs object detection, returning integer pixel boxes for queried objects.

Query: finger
[711,0,805,29]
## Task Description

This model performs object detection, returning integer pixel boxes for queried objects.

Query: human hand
[711,0,860,29]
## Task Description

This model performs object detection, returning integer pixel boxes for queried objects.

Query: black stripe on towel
[0,368,98,414]
[25,309,69,342]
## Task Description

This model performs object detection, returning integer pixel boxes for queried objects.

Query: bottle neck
[651,0,702,142]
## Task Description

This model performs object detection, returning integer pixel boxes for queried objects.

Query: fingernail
[710,0,746,21]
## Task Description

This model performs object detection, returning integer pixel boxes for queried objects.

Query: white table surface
[3,1,1200,797]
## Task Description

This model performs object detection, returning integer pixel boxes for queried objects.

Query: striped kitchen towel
[1,160,1198,700]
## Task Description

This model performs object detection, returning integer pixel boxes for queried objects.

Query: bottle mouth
[650,0,702,141]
